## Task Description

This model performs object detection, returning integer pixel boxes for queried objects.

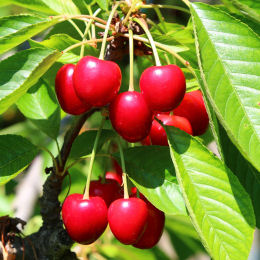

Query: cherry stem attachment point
[83,116,106,200]
[99,3,120,60]
[117,138,129,199]
[133,17,161,66]
[128,27,135,91]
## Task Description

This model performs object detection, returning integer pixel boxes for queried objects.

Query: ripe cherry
[133,195,165,249]
[105,171,122,185]
[55,64,91,115]
[109,91,153,142]
[89,179,122,207]
[173,90,209,136]
[73,56,122,107]
[140,65,186,112]
[108,198,148,244]
[62,194,107,244]
[150,114,193,146]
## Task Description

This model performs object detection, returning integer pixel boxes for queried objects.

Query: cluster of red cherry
[62,160,165,249]
[55,55,209,145]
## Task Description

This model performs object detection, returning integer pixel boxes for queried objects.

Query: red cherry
[105,171,123,185]
[133,195,165,249]
[55,64,91,115]
[73,56,122,107]
[150,114,193,146]
[140,65,186,112]
[90,179,122,207]
[108,198,148,244]
[62,194,107,244]
[112,159,123,176]
[173,90,209,135]
[141,135,152,146]
[109,91,153,142]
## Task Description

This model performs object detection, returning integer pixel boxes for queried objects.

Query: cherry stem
[128,27,135,91]
[133,18,161,66]
[80,8,101,57]
[99,3,120,60]
[117,138,129,199]
[122,33,195,77]
[139,4,190,14]
[83,116,106,200]
[55,139,62,167]
[154,7,167,33]
[63,37,114,54]
[68,19,84,38]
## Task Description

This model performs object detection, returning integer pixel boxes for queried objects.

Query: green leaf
[16,80,60,139]
[222,0,260,23]
[69,129,116,159]
[218,121,260,228]
[96,0,109,10]
[0,14,61,55]
[166,126,255,260]
[0,47,61,114]
[115,146,187,216]
[0,135,38,185]
[9,0,55,14]
[191,3,260,173]
[10,0,80,15]
[29,34,98,64]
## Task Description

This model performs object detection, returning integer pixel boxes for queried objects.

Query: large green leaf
[166,126,255,260]
[0,14,61,55]
[29,34,98,64]
[191,3,260,173]
[16,80,60,139]
[0,135,38,185]
[115,146,187,216]
[96,0,109,10]
[0,47,61,114]
[69,129,116,159]
[10,0,80,15]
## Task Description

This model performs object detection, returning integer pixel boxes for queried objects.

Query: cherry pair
[55,56,122,115]
[109,64,186,143]
[142,90,209,146]
[108,191,165,249]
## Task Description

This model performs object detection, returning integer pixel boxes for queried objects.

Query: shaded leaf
[0,135,38,185]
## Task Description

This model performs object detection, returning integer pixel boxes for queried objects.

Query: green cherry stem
[154,7,167,33]
[39,146,59,174]
[68,19,84,38]
[99,3,120,60]
[117,138,129,199]
[80,8,101,58]
[128,27,134,91]
[83,116,106,200]
[139,4,190,14]
[133,17,161,66]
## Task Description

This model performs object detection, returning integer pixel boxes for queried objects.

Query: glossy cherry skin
[150,114,193,146]
[108,198,149,245]
[90,179,122,207]
[133,196,165,249]
[173,90,209,136]
[55,64,91,115]
[105,171,123,185]
[140,65,186,112]
[73,56,122,107]
[109,91,153,142]
[62,194,108,244]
